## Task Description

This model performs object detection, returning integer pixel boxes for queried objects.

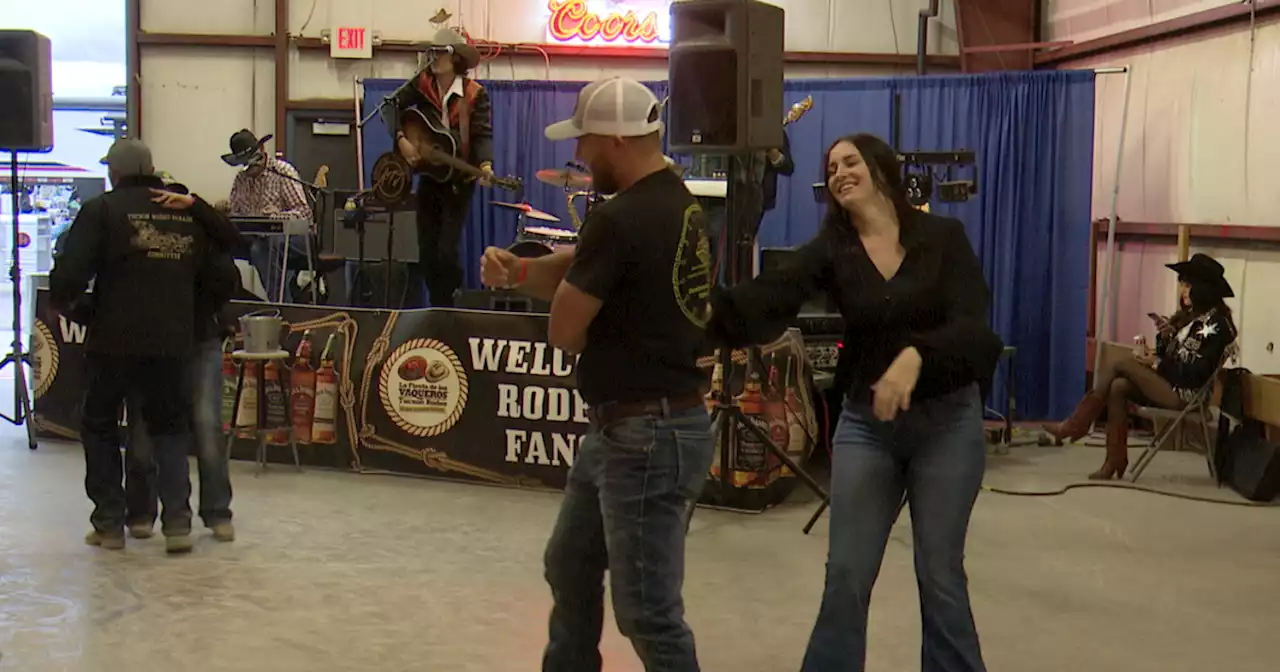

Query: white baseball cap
[544,77,664,141]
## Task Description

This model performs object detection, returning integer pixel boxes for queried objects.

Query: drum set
[494,166,601,258]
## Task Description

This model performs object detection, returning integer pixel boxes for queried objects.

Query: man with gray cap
[51,139,236,554]
[480,77,714,671]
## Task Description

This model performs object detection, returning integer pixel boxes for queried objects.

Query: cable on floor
[980,481,1278,507]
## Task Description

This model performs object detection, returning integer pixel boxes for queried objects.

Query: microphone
[424,45,456,55]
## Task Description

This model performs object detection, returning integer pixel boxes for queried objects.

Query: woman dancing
[709,133,1002,672]
[1044,253,1236,479]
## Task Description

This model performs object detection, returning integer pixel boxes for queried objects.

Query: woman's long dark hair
[1171,275,1237,335]
[820,133,916,237]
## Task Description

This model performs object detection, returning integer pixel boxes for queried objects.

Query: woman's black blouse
[709,210,1004,404]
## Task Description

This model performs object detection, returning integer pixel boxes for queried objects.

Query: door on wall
[289,110,359,191]
[1239,249,1280,374]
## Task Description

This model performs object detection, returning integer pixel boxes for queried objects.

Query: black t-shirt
[564,168,712,405]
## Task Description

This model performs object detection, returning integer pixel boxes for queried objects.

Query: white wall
[1049,4,1280,373]
[137,0,958,202]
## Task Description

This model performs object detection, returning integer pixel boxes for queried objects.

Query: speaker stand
[1,151,37,449]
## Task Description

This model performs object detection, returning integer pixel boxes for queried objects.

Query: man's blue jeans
[802,384,987,672]
[126,338,233,526]
[542,404,714,672]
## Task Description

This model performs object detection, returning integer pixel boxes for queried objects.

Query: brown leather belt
[588,392,704,426]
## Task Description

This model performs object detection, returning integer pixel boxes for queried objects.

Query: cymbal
[490,201,560,223]
[535,168,592,190]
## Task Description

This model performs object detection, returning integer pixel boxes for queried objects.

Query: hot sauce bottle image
[290,330,316,444]
[311,333,339,444]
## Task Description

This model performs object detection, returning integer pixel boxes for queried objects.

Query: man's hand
[150,188,196,210]
[481,246,522,288]
[766,148,784,165]
[396,133,421,167]
[478,162,495,187]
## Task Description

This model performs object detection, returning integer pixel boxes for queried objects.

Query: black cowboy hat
[1167,253,1234,298]
[221,129,273,167]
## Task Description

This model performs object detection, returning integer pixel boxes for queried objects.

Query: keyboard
[230,216,310,236]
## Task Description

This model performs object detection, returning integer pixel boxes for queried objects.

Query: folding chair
[1128,351,1233,483]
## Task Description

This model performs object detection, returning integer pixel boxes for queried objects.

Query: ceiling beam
[274,0,289,159]
[1037,0,1280,66]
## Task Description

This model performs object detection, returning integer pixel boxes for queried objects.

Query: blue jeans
[250,235,311,303]
[126,338,233,526]
[802,384,987,672]
[542,404,714,672]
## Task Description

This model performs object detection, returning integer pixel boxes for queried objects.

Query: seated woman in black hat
[1044,253,1237,479]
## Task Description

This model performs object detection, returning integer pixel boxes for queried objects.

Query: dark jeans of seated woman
[1044,356,1185,479]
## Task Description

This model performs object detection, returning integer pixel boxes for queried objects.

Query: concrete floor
[1,427,1278,671]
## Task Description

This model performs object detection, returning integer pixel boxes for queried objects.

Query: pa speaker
[667,0,784,154]
[0,30,53,152]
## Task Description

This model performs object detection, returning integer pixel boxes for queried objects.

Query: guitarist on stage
[388,28,495,308]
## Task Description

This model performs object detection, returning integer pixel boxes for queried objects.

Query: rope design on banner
[32,319,59,399]
[376,337,470,438]
[354,313,527,485]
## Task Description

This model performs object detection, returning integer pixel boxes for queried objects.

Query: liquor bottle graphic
[783,356,808,473]
[290,330,316,444]
[263,358,290,446]
[311,333,338,444]
[219,338,237,430]
[764,354,788,480]
[234,361,260,437]
[706,358,725,478]
[733,360,768,488]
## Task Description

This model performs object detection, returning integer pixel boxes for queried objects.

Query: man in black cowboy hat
[387,27,495,308]
[223,129,312,302]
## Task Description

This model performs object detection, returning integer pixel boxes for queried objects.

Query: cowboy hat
[1166,253,1234,298]
[422,28,480,70]
[221,129,273,166]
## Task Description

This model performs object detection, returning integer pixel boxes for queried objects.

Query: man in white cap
[480,77,714,670]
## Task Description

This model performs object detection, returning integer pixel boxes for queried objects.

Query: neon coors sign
[545,0,672,46]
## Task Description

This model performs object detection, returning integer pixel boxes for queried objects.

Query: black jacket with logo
[49,174,236,357]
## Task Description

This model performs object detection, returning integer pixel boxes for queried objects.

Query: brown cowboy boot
[1042,392,1105,443]
[1089,419,1129,480]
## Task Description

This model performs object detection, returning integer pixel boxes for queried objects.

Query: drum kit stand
[494,163,602,258]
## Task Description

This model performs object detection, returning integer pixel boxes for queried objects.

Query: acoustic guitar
[400,107,522,191]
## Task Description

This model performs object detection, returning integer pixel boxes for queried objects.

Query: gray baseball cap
[545,77,663,141]
[100,139,155,178]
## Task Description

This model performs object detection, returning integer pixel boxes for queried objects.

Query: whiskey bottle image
[783,356,808,472]
[219,338,237,430]
[765,354,789,480]
[263,358,290,446]
[290,330,316,444]
[733,360,768,488]
[234,361,260,438]
[311,333,338,444]
[706,358,725,477]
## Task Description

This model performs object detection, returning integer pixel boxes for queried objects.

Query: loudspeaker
[667,0,784,154]
[0,30,53,151]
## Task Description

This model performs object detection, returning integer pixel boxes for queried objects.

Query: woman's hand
[1136,352,1157,367]
[149,188,195,210]
[871,346,923,422]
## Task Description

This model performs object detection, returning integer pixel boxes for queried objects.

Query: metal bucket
[239,310,285,354]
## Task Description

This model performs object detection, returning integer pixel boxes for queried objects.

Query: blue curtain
[360,71,1095,420]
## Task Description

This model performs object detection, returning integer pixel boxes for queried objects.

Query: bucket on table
[239,310,286,354]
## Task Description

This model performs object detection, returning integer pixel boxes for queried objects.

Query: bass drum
[508,240,554,258]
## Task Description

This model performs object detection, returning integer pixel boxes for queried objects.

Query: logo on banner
[545,0,671,46]
[379,338,469,437]
[31,319,58,399]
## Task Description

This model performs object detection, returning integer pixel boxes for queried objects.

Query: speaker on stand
[0,30,53,451]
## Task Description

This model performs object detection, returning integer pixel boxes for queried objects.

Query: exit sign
[331,26,372,59]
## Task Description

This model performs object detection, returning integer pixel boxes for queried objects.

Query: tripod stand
[707,154,826,523]
[1,151,37,450]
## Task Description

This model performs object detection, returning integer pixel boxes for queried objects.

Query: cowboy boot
[1089,418,1129,480]
[1042,392,1106,443]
